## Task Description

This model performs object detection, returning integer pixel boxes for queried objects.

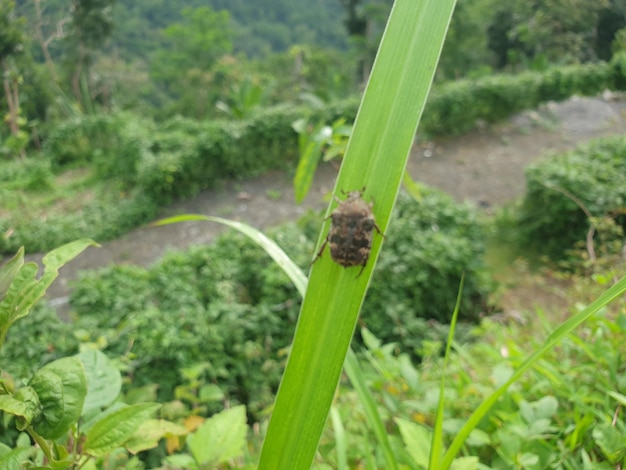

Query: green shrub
[0,156,54,190]
[68,187,493,416]
[518,136,626,260]
[0,191,158,254]
[0,303,79,380]
[610,52,626,90]
[69,226,311,416]
[420,62,613,137]
[537,62,613,102]
[361,189,493,354]
[137,105,301,204]
[43,113,153,186]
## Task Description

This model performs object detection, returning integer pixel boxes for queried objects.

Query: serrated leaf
[0,247,24,302]
[395,418,431,469]
[0,240,96,334]
[78,350,122,415]
[187,405,247,465]
[0,446,38,470]
[30,357,87,439]
[0,388,40,431]
[83,403,160,456]
[593,423,626,463]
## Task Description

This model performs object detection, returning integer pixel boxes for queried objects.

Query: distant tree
[64,0,115,111]
[596,0,626,60]
[487,0,614,70]
[150,6,234,118]
[338,0,392,83]
[0,0,27,157]
[437,0,499,79]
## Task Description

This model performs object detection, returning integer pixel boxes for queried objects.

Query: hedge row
[517,135,626,260]
[42,57,626,203]
[3,58,624,255]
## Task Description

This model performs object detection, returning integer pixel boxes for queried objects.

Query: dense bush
[361,189,493,354]
[138,105,302,204]
[0,190,158,254]
[421,61,613,137]
[0,156,54,191]
[517,136,626,260]
[64,188,492,417]
[1,303,79,380]
[43,113,153,187]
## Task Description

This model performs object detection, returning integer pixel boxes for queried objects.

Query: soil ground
[24,94,626,310]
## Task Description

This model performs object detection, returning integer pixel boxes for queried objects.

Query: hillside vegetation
[1,0,626,468]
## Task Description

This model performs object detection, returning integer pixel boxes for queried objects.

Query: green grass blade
[440,275,626,468]
[259,0,456,468]
[430,274,465,469]
[329,406,348,470]
[153,215,307,296]
[345,349,398,469]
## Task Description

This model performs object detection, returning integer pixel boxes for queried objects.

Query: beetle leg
[310,236,329,266]
[355,260,367,278]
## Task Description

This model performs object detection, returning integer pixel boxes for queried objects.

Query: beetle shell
[311,189,383,276]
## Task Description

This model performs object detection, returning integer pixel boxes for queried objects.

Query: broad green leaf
[83,403,160,456]
[0,446,38,470]
[395,418,431,469]
[187,405,247,466]
[0,239,96,347]
[30,357,87,439]
[125,419,187,454]
[78,349,122,415]
[593,423,626,463]
[164,454,197,469]
[450,456,479,470]
[0,388,39,431]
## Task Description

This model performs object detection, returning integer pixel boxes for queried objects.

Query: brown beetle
[311,188,383,277]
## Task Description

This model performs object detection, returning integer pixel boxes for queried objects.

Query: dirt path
[32,94,626,305]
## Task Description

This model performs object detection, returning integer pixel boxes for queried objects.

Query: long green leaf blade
[440,275,626,468]
[259,1,456,468]
[154,215,307,295]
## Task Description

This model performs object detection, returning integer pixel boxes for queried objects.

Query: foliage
[0,156,53,190]
[0,190,158,255]
[0,1,24,63]
[436,0,499,80]
[362,189,493,355]
[517,135,626,261]
[66,186,492,421]
[0,242,182,468]
[43,112,153,184]
[421,61,613,137]
[486,0,616,69]
[326,301,626,468]
[3,56,626,256]
[137,105,301,204]
[150,6,234,118]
